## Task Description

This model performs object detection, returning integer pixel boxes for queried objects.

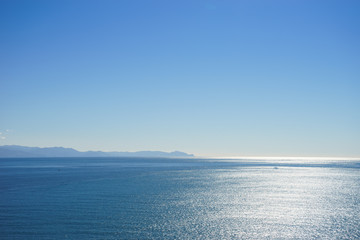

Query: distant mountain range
[0,145,194,158]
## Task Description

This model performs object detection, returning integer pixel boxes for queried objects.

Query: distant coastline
[0,145,194,158]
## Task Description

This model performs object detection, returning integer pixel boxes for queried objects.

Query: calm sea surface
[0,157,359,239]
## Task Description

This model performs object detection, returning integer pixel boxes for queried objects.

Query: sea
[0,157,359,239]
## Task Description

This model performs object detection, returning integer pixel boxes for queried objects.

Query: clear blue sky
[1,0,359,157]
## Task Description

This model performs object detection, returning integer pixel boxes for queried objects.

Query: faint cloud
[0,129,12,140]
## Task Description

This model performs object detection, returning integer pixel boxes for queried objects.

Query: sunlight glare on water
[0,157,359,239]
[148,166,360,239]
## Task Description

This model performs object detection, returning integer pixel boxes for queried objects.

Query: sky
[1,0,359,157]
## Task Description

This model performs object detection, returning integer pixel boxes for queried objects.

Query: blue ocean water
[0,157,359,239]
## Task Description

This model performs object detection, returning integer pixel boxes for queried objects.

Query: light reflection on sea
[0,157,359,239]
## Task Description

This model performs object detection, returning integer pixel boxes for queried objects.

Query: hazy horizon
[1,144,360,159]
[1,0,359,157]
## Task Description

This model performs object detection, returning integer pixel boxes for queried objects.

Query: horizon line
[1,145,359,159]
[197,156,360,160]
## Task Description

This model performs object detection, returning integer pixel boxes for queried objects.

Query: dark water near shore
[1,157,359,239]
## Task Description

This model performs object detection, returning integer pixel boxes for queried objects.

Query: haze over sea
[1,1,359,239]
[1,157,359,239]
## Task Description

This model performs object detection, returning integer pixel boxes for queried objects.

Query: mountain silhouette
[0,145,194,158]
